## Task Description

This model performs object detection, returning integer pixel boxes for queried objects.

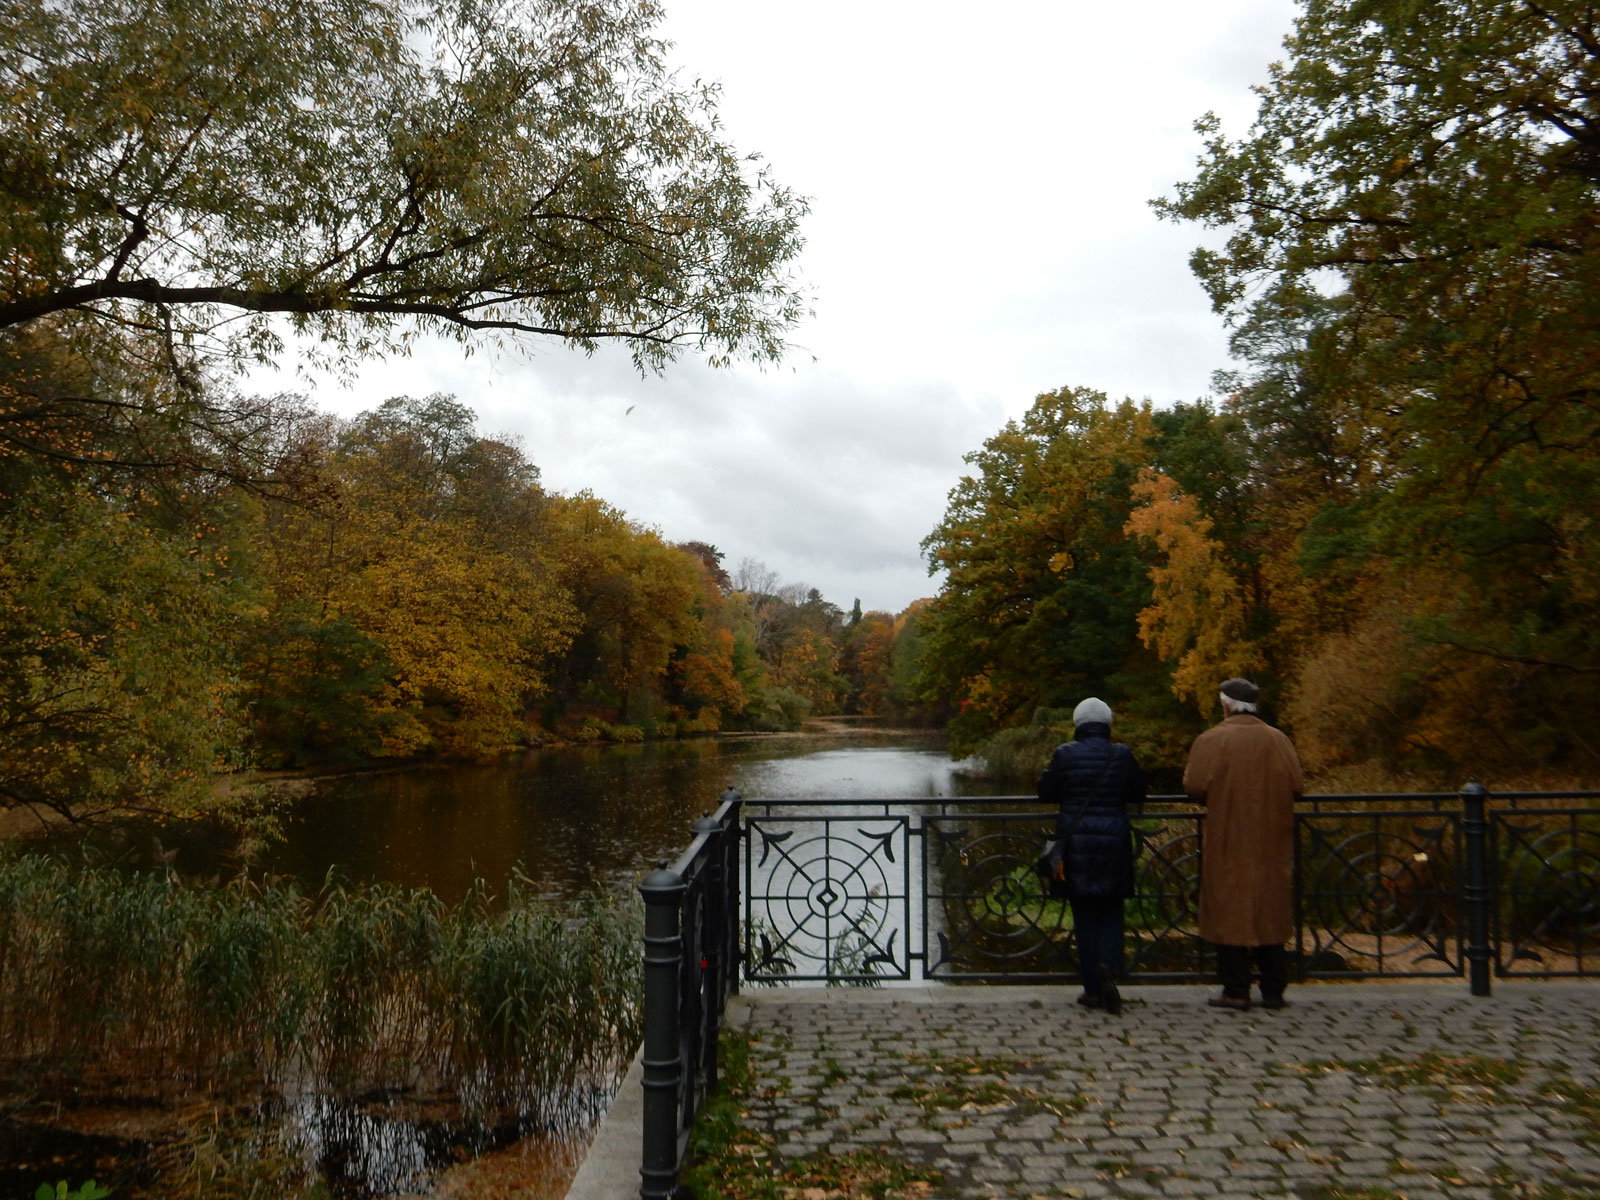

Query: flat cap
[1219,678,1260,703]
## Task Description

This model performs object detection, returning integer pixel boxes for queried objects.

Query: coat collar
[1074,722,1111,740]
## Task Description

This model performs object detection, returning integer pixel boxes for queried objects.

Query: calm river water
[258,725,1013,904]
[20,729,1011,1199]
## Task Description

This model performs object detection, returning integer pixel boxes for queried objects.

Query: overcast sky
[248,0,1302,615]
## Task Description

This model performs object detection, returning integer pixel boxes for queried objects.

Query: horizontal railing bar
[665,797,741,876]
[742,792,1600,806]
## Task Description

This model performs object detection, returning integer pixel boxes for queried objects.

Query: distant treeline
[0,326,931,823]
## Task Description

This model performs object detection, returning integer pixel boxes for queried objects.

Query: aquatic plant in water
[0,852,644,1128]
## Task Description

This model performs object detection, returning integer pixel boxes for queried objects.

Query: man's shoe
[1206,993,1251,1011]
[1076,992,1103,1009]
[1100,965,1122,1015]
[1259,995,1287,1010]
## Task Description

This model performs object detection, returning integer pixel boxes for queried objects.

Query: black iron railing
[635,784,1599,1198]
[637,789,741,1200]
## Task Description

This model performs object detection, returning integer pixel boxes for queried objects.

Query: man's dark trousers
[1215,943,1289,1002]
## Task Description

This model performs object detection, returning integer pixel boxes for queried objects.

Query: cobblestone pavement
[724,981,1600,1199]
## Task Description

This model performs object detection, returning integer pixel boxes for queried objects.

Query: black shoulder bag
[1034,746,1118,899]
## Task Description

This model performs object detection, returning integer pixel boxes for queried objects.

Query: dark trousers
[1215,943,1289,1000]
[1070,897,1125,995]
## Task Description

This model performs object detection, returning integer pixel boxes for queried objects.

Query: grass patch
[1294,1050,1523,1092]
[1537,1077,1600,1147]
[887,1053,1084,1125]
[679,1033,943,1200]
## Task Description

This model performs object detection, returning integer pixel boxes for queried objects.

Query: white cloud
[243,0,1301,613]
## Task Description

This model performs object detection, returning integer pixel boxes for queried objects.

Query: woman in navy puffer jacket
[1036,697,1146,1013]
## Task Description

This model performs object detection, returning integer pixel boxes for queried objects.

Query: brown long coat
[1182,714,1304,946]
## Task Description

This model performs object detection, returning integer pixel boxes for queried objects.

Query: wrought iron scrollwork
[1494,815,1600,973]
[744,817,909,982]
[1296,816,1459,975]
[924,818,1071,978]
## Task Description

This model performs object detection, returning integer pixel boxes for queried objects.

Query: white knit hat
[1072,697,1113,727]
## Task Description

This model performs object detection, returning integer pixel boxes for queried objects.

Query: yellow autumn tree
[544,492,702,723]
[918,387,1160,755]
[247,396,579,760]
[1124,468,1262,713]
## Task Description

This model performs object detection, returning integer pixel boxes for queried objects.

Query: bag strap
[1061,745,1118,836]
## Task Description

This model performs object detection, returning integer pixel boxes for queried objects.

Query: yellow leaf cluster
[1124,468,1262,713]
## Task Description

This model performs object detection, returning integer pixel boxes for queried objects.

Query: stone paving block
[1158,1178,1218,1195]
[969,1161,1021,1183]
[946,1125,992,1143]
[1228,1144,1286,1162]
[1224,1161,1285,1180]
[1089,1136,1142,1153]
[1135,1151,1190,1170]
[1140,1136,1194,1155]
[1334,1158,1394,1178]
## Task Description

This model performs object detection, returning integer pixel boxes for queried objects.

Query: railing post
[1461,779,1492,996]
[691,810,725,1096]
[639,862,685,1200]
[719,786,742,1000]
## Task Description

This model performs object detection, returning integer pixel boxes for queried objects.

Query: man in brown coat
[1183,677,1304,1010]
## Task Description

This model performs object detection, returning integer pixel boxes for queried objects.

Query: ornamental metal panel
[1293,809,1463,978]
[743,812,912,983]
[922,812,1072,980]
[921,810,1213,981]
[1493,808,1600,977]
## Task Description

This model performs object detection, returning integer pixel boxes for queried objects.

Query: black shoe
[1099,965,1122,1015]
[1207,993,1251,1011]
[1259,994,1287,1010]
[1076,992,1103,1009]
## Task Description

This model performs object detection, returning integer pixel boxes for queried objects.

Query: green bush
[974,711,1071,783]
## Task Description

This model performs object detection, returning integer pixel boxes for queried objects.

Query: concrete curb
[562,1047,644,1200]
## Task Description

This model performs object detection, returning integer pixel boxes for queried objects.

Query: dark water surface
[9,730,1010,1199]
[261,727,1011,904]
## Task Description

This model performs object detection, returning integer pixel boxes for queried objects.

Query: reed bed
[0,853,643,1128]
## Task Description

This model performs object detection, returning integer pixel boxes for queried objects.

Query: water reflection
[262,730,1009,905]
[71,732,1012,1198]
[276,1087,612,1199]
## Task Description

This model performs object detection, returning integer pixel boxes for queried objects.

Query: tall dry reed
[0,853,643,1125]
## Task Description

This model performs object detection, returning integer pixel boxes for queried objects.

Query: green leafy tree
[918,387,1163,757]
[885,599,935,719]
[2,0,808,372]
[1157,0,1600,773]
[0,472,243,818]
